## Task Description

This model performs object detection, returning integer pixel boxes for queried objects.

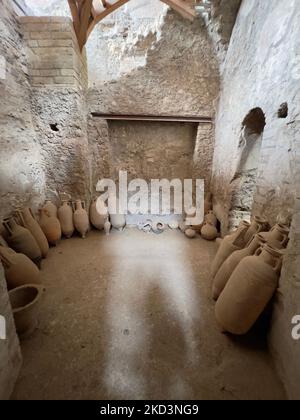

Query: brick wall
[19,17,88,89]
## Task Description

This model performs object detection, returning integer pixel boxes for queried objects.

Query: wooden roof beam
[160,0,197,21]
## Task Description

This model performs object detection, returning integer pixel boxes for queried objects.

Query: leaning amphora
[211,220,250,279]
[212,233,266,300]
[39,209,62,245]
[215,244,283,335]
[73,200,89,238]
[58,200,74,238]
[0,246,41,290]
[16,208,49,258]
[244,216,269,246]
[3,218,42,266]
[260,223,289,249]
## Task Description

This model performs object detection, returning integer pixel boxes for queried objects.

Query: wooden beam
[160,0,197,21]
[91,113,212,124]
[68,0,199,52]
[93,0,130,24]
[68,0,80,36]
[77,0,93,50]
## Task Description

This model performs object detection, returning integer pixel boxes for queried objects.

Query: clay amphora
[260,223,289,249]
[201,222,218,241]
[90,198,108,231]
[179,221,188,233]
[0,246,41,290]
[204,193,212,215]
[43,200,57,218]
[211,221,250,278]
[212,233,266,301]
[104,220,111,236]
[244,216,269,245]
[185,229,196,239]
[205,211,217,226]
[17,208,49,258]
[39,209,62,245]
[58,201,74,238]
[3,218,42,266]
[9,284,43,338]
[73,200,89,238]
[215,244,282,335]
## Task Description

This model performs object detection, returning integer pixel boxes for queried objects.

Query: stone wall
[19,17,90,204]
[106,120,197,182]
[0,0,46,220]
[88,9,219,196]
[88,10,219,117]
[211,0,300,398]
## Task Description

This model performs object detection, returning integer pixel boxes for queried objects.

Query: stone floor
[12,229,286,400]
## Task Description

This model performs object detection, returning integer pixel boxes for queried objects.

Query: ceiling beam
[68,0,199,52]
[160,0,197,21]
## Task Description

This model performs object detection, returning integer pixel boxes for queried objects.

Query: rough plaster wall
[17,17,90,204]
[0,264,22,400]
[212,0,299,232]
[211,0,300,398]
[193,124,215,189]
[107,120,197,182]
[30,88,90,202]
[204,0,241,66]
[87,0,168,85]
[0,0,46,220]
[87,10,219,194]
[88,10,219,116]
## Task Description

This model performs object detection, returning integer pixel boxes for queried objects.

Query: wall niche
[228,108,266,229]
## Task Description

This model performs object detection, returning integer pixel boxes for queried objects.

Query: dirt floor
[12,228,286,400]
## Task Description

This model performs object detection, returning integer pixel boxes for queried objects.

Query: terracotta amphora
[201,222,218,241]
[39,209,62,246]
[9,284,43,339]
[179,221,188,233]
[58,201,74,238]
[73,200,89,238]
[90,198,108,231]
[0,246,41,290]
[211,221,250,278]
[204,211,217,226]
[204,193,212,215]
[212,233,266,301]
[43,200,57,218]
[185,229,196,239]
[215,244,283,335]
[3,218,42,266]
[260,223,289,249]
[244,216,269,245]
[16,208,49,258]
